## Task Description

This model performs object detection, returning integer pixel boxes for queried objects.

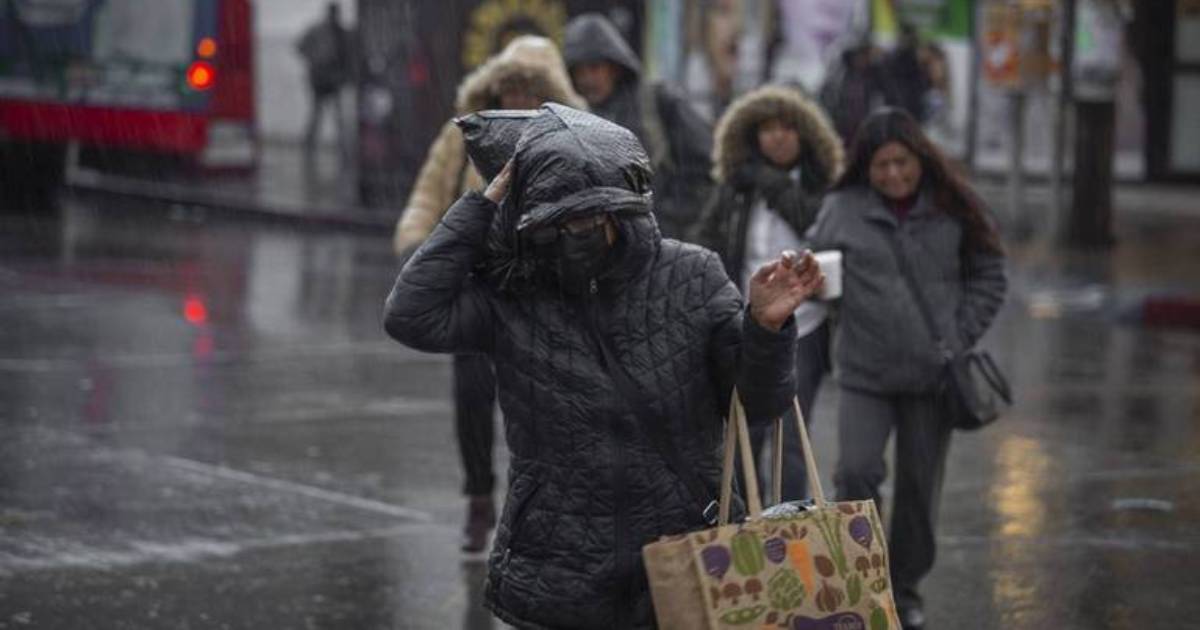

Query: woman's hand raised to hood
[747,249,824,332]
[483,159,514,204]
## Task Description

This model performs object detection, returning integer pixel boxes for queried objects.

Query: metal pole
[1066,0,1119,248]
[1049,0,1077,242]
[1007,90,1025,225]
[964,0,981,169]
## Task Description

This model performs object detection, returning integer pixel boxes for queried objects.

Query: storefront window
[1169,75,1200,172]
[1177,2,1200,63]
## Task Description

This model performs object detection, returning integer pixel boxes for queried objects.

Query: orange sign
[981,4,1020,88]
[980,2,1054,90]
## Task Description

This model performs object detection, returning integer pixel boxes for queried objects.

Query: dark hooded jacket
[692,86,844,283]
[818,42,894,146]
[383,105,797,629]
[563,13,714,242]
[881,41,929,122]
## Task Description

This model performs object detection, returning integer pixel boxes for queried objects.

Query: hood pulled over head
[457,103,658,293]
[562,13,641,80]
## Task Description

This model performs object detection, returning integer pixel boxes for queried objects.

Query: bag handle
[973,352,1012,403]
[719,390,827,526]
[789,396,828,507]
[719,390,763,523]
[772,419,784,505]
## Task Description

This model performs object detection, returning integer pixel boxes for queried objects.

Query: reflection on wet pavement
[0,194,1197,629]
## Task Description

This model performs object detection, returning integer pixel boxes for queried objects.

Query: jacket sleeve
[383,192,496,354]
[393,121,465,255]
[703,252,797,426]
[689,186,728,254]
[805,194,840,251]
[957,243,1007,348]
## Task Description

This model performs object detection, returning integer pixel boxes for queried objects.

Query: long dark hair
[834,108,1002,255]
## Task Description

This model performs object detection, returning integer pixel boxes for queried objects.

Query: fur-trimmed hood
[712,85,843,185]
[455,35,587,114]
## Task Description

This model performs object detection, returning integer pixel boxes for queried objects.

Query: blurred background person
[296,2,353,160]
[692,84,843,503]
[563,12,713,241]
[391,36,586,554]
[808,108,1007,630]
[917,42,952,144]
[819,35,891,147]
[880,22,932,125]
[696,0,742,116]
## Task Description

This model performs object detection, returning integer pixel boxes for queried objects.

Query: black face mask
[554,220,611,293]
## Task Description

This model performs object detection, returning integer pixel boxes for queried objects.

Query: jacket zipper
[498,477,543,579]
[583,279,632,628]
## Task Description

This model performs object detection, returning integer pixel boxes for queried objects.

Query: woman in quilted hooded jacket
[391,36,587,553]
[383,104,824,629]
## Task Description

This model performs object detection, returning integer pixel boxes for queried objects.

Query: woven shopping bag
[643,392,902,630]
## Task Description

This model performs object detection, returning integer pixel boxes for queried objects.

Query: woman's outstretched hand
[747,249,824,332]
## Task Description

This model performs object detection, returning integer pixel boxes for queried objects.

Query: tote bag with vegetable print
[642,393,902,630]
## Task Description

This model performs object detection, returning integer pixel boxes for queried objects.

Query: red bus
[0,0,256,192]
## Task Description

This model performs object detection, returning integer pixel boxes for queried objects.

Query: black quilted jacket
[383,107,797,629]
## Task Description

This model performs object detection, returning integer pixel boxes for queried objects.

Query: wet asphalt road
[0,192,1198,629]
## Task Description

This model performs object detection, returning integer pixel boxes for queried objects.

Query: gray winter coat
[807,187,1006,393]
[383,105,796,629]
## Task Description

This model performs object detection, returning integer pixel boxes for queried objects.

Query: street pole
[1007,90,1025,228]
[964,0,980,170]
[1066,0,1120,248]
[1068,100,1116,247]
[1048,0,1076,242]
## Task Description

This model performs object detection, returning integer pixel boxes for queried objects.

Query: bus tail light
[186,61,216,91]
[197,38,218,59]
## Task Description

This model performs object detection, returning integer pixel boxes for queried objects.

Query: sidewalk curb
[971,179,1200,222]
[66,169,393,233]
[62,168,1200,232]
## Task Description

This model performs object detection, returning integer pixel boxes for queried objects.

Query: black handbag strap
[971,349,1013,403]
[884,232,953,362]
[583,320,719,525]
[888,233,1015,407]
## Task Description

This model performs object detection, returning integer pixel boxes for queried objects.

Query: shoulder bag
[885,233,1011,430]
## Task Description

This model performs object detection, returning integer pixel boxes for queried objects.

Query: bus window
[92,0,194,66]
[0,0,204,109]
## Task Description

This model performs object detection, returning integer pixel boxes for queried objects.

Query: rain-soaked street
[1,191,1199,629]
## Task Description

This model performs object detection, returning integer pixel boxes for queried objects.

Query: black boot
[461,495,496,553]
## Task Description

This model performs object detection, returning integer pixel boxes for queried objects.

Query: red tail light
[183,295,208,325]
[187,61,216,91]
